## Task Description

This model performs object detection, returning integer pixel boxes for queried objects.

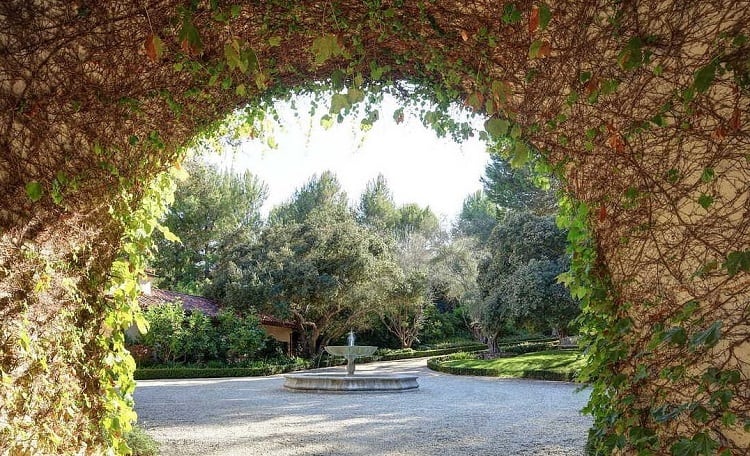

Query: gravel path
[134,358,592,455]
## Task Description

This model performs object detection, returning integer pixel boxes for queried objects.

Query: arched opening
[1,1,747,454]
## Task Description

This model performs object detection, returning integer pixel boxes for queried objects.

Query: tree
[453,190,498,242]
[430,235,485,339]
[375,232,433,349]
[152,158,267,294]
[262,209,388,355]
[371,261,429,349]
[269,171,349,225]
[357,174,399,232]
[476,211,578,351]
[481,153,557,215]
[215,173,388,356]
[395,203,441,241]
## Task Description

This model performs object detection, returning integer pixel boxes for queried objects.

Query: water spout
[347,330,355,347]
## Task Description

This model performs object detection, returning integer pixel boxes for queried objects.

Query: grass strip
[428,350,585,382]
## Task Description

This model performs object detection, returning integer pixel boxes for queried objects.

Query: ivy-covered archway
[1,1,748,454]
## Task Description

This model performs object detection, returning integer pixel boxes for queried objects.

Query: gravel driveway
[134,358,592,455]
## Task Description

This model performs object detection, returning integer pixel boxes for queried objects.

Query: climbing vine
[1,1,748,454]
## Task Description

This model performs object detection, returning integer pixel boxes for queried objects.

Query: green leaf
[18,330,31,351]
[346,87,364,104]
[618,36,644,71]
[666,168,680,183]
[25,181,43,202]
[178,16,203,53]
[268,36,282,47]
[501,4,522,24]
[528,39,542,59]
[652,404,686,423]
[329,93,350,114]
[600,79,619,95]
[690,405,710,423]
[369,62,390,81]
[320,114,334,129]
[698,194,713,209]
[690,320,722,349]
[134,314,149,335]
[700,168,714,183]
[510,141,530,168]
[311,34,344,65]
[691,432,719,455]
[392,107,404,123]
[724,250,750,276]
[694,62,717,93]
[538,3,552,30]
[224,41,242,71]
[484,118,509,137]
[330,69,346,90]
[510,123,522,139]
[662,326,687,346]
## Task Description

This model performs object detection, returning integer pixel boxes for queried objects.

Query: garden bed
[427,350,585,382]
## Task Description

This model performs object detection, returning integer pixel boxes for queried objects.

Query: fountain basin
[324,345,378,358]
[283,373,418,392]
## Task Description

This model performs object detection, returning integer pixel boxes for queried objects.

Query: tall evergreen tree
[152,158,267,294]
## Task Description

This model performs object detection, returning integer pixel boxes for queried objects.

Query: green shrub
[216,310,266,362]
[182,311,219,362]
[125,426,159,456]
[134,306,267,366]
[420,306,471,344]
[140,303,186,364]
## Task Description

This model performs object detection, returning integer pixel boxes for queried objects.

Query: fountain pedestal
[324,345,377,375]
[283,340,418,392]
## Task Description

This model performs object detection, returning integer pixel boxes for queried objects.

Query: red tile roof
[259,314,299,329]
[138,288,299,329]
[138,289,221,316]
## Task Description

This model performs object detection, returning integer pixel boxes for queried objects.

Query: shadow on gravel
[135,360,591,456]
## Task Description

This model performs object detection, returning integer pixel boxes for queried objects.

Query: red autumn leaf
[529,5,539,34]
[729,108,741,131]
[181,39,192,54]
[144,34,160,62]
[584,78,599,96]
[607,132,625,152]
[539,41,551,57]
[712,126,726,140]
[598,204,607,222]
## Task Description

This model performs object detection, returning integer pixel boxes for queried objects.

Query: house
[131,279,300,356]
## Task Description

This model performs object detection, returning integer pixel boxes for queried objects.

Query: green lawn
[440,350,586,379]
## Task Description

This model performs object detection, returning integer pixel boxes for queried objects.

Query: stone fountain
[283,330,418,392]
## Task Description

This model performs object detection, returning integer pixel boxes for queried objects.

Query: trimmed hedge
[134,364,301,380]
[426,355,578,382]
[135,342,489,380]
[375,344,487,361]
[501,341,558,355]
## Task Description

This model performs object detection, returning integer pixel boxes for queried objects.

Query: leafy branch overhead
[1,1,748,455]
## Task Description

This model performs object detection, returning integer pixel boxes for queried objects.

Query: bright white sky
[207,94,490,224]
